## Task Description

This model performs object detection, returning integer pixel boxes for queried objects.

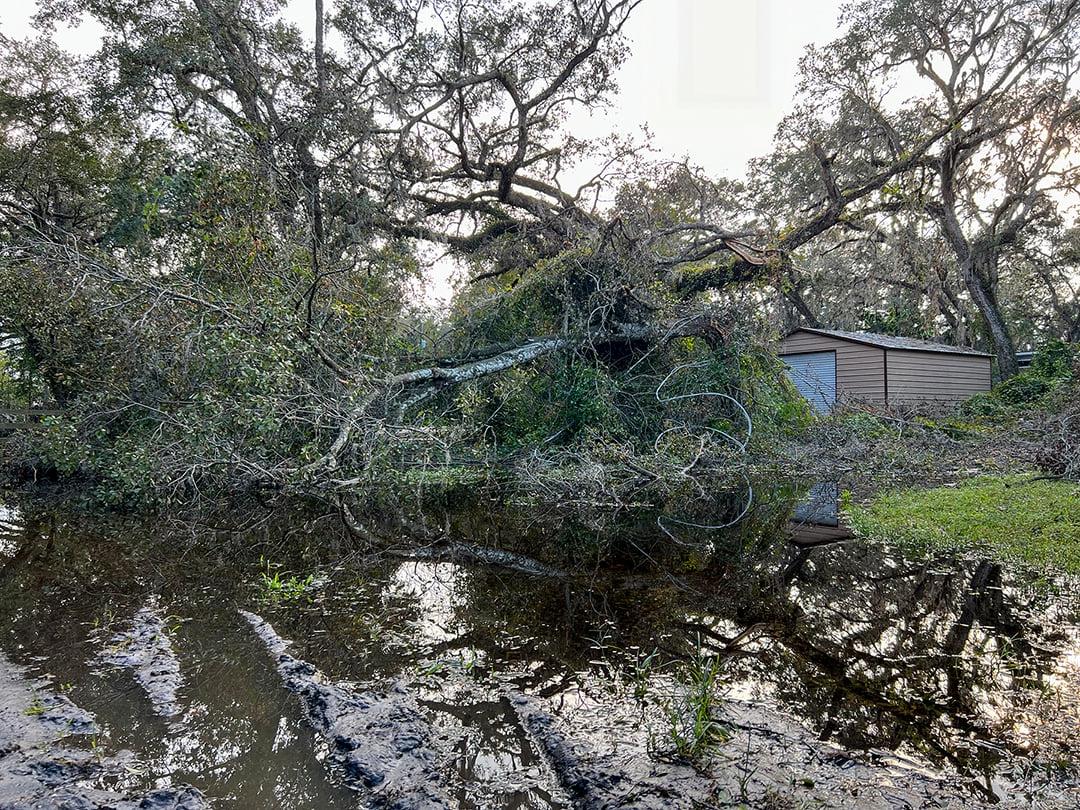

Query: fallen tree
[3,0,1075,510]
[301,317,731,477]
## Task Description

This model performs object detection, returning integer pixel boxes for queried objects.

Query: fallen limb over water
[384,540,568,578]
[302,317,736,479]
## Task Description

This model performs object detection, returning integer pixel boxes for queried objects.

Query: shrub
[1030,339,1080,379]
[962,339,1077,418]
[993,372,1052,405]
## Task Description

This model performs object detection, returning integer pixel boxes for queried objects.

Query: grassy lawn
[847,476,1080,574]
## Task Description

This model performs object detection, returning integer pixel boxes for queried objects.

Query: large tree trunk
[963,247,1017,379]
[930,170,1019,378]
[302,317,726,476]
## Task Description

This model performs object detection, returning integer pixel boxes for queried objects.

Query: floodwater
[0,492,1077,808]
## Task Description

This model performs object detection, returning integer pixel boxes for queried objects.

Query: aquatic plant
[628,647,665,706]
[257,558,316,603]
[661,647,730,763]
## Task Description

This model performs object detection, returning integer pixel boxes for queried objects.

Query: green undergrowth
[963,340,1078,422]
[848,475,1080,574]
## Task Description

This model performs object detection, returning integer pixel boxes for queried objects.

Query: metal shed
[779,327,993,413]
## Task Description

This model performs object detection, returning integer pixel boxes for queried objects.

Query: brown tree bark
[929,153,1020,379]
[964,247,1018,379]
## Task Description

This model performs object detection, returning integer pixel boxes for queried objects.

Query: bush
[1030,339,1080,379]
[993,372,1052,405]
[962,339,1077,418]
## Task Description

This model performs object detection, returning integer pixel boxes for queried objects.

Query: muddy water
[0,495,1077,808]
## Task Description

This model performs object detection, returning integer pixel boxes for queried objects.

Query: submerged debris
[0,652,207,809]
[388,540,567,578]
[509,692,719,809]
[240,609,451,809]
[99,598,184,717]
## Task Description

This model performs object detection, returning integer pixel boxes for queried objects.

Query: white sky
[2,0,846,302]
[3,0,845,178]
[569,0,844,179]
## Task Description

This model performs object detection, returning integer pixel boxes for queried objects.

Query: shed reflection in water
[788,480,853,545]
[0,495,1075,807]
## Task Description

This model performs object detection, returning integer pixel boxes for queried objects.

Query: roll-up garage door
[781,351,836,414]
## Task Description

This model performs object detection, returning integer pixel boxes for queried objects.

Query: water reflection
[788,480,853,545]
[0,494,1075,807]
[388,561,466,643]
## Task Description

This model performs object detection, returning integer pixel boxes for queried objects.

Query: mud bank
[510,692,719,809]
[0,652,206,809]
[717,700,974,808]
[510,691,999,810]
[240,610,451,808]
[99,598,183,717]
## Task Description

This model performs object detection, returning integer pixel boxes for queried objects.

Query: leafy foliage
[1,0,1076,511]
[963,340,1078,418]
[755,0,1080,374]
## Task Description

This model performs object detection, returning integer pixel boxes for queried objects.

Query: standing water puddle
[0,495,1077,808]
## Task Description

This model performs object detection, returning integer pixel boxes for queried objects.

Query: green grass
[663,648,730,762]
[848,476,1080,574]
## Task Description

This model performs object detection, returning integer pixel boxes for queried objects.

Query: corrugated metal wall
[780,331,992,408]
[781,351,836,413]
[886,350,992,404]
[780,332,886,404]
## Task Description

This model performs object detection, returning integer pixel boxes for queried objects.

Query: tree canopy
[0,0,1077,506]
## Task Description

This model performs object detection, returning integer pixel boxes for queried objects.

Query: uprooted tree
[1,0,1077,504]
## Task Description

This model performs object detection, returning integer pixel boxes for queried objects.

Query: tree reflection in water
[0,494,1075,805]
[410,501,1079,800]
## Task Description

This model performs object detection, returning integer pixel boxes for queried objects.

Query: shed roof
[786,327,992,357]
